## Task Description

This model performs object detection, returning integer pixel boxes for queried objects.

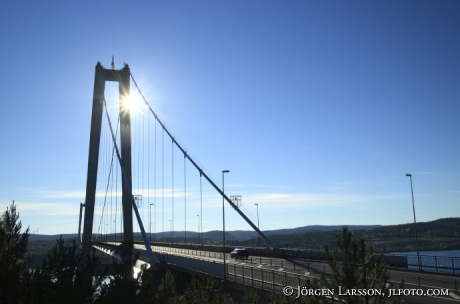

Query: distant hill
[266,225,382,236]
[27,224,380,243]
[227,217,460,253]
[28,233,78,242]
[194,225,381,241]
[27,218,460,253]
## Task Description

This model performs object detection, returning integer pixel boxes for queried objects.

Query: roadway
[113,243,460,303]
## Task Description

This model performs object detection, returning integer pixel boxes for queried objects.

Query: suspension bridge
[77,61,460,300]
[78,59,283,278]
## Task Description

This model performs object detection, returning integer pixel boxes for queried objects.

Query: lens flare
[121,94,143,113]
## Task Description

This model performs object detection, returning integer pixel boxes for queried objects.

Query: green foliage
[304,227,404,304]
[184,277,233,304]
[27,237,79,267]
[154,270,185,303]
[229,218,460,252]
[98,249,154,303]
[32,237,103,303]
[242,289,261,304]
[0,201,30,302]
[0,203,247,303]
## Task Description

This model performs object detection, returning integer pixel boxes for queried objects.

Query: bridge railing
[228,263,309,294]
[159,254,460,295]
[384,253,460,275]
[162,254,311,295]
[147,242,326,260]
[94,242,460,293]
[129,241,460,275]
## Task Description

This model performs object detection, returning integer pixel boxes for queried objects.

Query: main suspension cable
[130,73,279,249]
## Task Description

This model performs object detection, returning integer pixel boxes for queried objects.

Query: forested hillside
[227,218,460,253]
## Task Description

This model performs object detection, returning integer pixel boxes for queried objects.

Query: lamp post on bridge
[406,173,421,270]
[150,203,153,243]
[255,203,260,247]
[169,220,172,243]
[222,169,230,281]
[197,214,200,243]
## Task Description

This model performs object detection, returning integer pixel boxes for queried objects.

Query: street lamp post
[406,173,421,270]
[197,214,200,242]
[113,220,116,242]
[150,203,153,243]
[169,220,172,243]
[222,170,230,281]
[255,203,260,247]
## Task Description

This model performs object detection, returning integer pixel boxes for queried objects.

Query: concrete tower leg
[82,62,105,257]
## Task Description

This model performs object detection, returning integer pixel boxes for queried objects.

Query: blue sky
[0,1,459,236]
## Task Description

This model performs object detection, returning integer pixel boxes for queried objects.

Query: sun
[121,93,143,113]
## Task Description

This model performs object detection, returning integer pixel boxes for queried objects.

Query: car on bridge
[230,248,249,260]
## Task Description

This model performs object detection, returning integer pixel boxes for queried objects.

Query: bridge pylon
[81,61,133,257]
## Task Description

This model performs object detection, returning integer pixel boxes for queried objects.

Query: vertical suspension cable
[113,114,118,242]
[110,148,113,240]
[138,103,142,242]
[102,93,156,266]
[99,126,102,240]
[95,123,102,238]
[103,121,109,240]
[98,119,108,240]
[172,138,174,242]
[162,128,164,240]
[94,114,119,242]
[137,104,141,241]
[130,73,278,249]
[115,115,121,243]
[147,97,150,242]
[106,122,109,240]
[155,115,157,240]
[200,171,203,244]
[142,96,145,241]
[184,154,187,243]
[97,125,102,239]
[154,114,157,239]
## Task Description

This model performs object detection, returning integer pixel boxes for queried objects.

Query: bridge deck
[93,242,460,300]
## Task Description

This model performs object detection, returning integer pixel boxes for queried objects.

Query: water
[386,250,460,274]
[389,250,460,258]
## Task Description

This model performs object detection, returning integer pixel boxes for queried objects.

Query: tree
[34,237,102,303]
[0,202,266,303]
[97,249,155,303]
[154,270,185,303]
[0,201,30,302]
[185,277,233,304]
[305,227,404,304]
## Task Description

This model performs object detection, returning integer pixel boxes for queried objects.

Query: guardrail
[129,242,460,275]
[384,253,460,275]
[164,257,310,295]
[99,243,460,275]
[95,242,460,293]
[227,263,308,294]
